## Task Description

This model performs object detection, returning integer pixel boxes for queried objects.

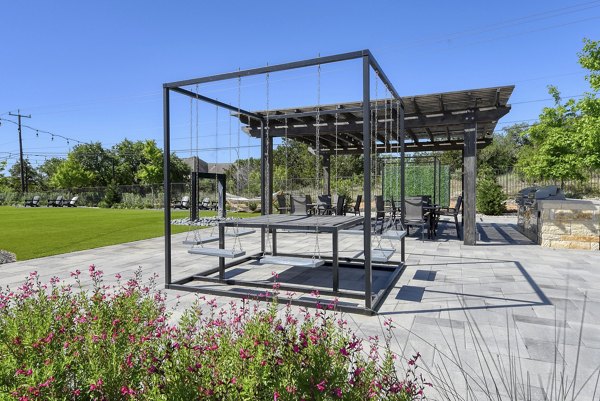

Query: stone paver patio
[2,215,599,400]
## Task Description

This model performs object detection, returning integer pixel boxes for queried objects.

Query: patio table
[423,205,441,238]
[221,214,363,291]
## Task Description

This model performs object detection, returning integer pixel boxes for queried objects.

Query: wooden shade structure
[239,86,514,154]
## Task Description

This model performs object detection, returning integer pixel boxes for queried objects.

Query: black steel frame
[163,49,405,314]
[190,172,226,221]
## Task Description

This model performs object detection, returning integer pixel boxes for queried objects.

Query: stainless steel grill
[517,185,566,242]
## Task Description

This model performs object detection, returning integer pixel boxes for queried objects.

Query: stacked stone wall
[537,200,599,251]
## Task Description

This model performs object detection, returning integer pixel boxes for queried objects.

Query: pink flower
[239,348,251,359]
[273,390,280,400]
[333,387,343,397]
[316,380,327,392]
[120,386,136,395]
[89,378,103,391]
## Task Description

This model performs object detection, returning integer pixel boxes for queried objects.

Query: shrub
[476,178,506,215]
[248,201,258,212]
[0,269,429,400]
[100,180,121,208]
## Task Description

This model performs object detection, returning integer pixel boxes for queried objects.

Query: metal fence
[495,168,600,198]
[448,168,600,202]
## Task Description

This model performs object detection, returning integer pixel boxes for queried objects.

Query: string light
[0,117,89,145]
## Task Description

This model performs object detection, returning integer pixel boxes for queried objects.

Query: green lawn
[0,207,258,261]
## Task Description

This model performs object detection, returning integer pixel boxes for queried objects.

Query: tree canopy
[516,39,600,182]
[3,139,190,191]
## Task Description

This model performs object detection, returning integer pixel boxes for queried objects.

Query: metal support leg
[333,230,339,292]
[219,225,225,280]
[272,229,277,255]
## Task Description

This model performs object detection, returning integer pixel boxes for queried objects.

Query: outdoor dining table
[220,214,364,291]
[423,205,441,238]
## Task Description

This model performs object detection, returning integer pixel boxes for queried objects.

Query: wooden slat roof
[237,85,514,153]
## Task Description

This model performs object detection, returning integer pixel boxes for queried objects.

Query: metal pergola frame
[162,50,406,314]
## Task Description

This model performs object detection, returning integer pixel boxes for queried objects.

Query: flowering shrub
[0,267,429,400]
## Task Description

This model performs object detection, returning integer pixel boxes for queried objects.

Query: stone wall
[537,199,600,251]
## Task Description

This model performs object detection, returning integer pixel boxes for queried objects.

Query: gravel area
[170,216,239,227]
[0,250,16,264]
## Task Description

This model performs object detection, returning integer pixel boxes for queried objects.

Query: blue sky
[1,0,598,168]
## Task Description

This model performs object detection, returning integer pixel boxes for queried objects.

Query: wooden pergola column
[463,109,477,245]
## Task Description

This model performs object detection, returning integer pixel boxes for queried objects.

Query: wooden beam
[425,127,434,142]
[406,128,419,143]
[246,107,510,137]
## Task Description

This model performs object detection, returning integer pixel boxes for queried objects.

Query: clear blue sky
[1,0,598,168]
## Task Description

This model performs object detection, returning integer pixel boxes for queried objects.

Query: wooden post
[463,109,477,245]
[322,154,331,195]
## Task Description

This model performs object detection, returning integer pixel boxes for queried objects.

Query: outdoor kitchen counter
[518,198,600,251]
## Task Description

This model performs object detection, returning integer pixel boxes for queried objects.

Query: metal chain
[237,76,241,195]
[315,63,321,193]
[190,96,193,158]
[196,85,199,160]
[335,112,338,194]
[285,117,289,192]
[265,69,273,254]
[313,61,321,259]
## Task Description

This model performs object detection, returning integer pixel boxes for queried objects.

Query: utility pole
[8,110,31,193]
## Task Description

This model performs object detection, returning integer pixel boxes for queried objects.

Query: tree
[38,157,65,188]
[51,158,96,189]
[135,140,189,185]
[478,123,529,176]
[516,39,600,183]
[8,159,39,191]
[0,161,9,190]
[112,139,145,185]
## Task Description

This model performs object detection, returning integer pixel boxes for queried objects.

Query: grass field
[0,207,258,261]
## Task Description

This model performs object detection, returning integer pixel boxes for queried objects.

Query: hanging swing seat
[341,229,365,236]
[224,228,256,237]
[353,248,396,262]
[381,230,407,240]
[183,236,220,245]
[259,255,325,268]
[371,248,395,262]
[188,248,246,258]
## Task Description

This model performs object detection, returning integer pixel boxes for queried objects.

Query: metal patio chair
[437,195,462,240]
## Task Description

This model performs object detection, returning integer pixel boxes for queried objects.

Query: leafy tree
[112,139,145,185]
[8,159,39,191]
[516,39,600,184]
[69,142,113,186]
[37,157,65,188]
[50,158,96,189]
[478,123,529,176]
[135,140,189,185]
[0,161,9,189]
